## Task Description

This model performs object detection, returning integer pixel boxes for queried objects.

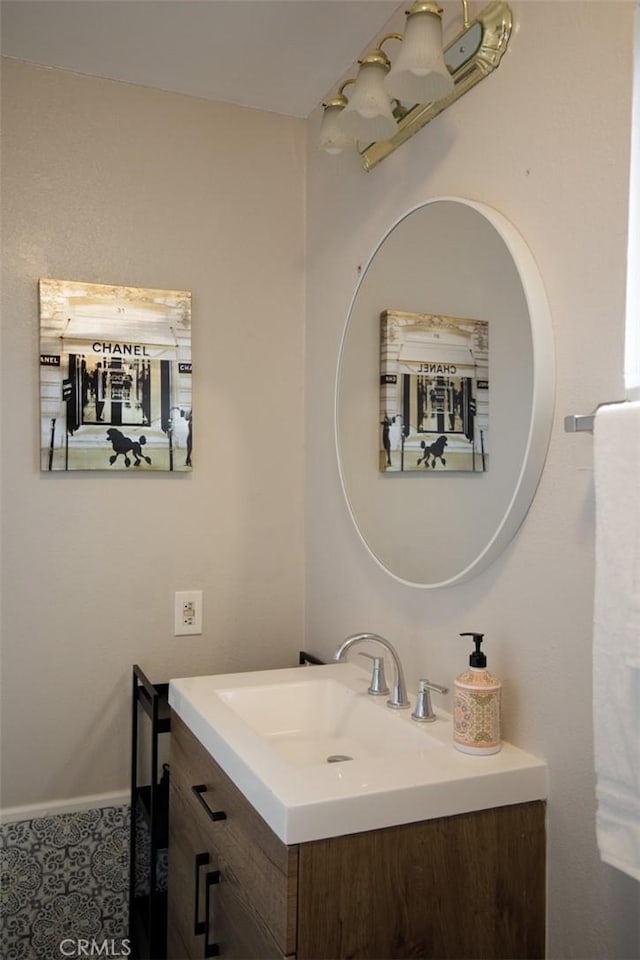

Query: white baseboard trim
[0,790,130,825]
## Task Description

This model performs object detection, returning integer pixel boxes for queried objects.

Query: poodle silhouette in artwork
[417,435,448,469]
[106,428,152,467]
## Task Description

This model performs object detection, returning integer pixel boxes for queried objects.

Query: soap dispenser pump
[453,632,502,755]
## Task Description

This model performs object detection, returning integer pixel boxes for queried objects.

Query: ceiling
[0,0,401,119]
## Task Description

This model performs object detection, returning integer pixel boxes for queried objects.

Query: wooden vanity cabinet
[167,713,546,960]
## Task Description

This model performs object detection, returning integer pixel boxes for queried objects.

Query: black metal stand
[298,650,325,665]
[129,665,171,959]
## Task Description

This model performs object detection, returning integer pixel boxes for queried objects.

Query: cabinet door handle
[204,870,221,958]
[194,852,210,936]
[191,784,227,822]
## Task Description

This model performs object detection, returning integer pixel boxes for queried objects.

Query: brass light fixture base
[360,1,512,171]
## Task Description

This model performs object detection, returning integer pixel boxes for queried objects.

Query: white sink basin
[216,677,440,767]
[169,662,547,845]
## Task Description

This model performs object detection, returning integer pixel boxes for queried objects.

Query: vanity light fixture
[319,0,512,171]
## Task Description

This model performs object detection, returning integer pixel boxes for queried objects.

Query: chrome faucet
[333,632,410,709]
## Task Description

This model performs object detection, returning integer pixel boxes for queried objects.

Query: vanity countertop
[169,662,547,845]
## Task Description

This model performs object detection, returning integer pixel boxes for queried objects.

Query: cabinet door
[168,715,298,959]
[170,715,298,953]
[205,862,286,959]
[167,776,214,959]
[296,802,545,960]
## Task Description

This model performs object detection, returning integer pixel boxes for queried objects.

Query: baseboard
[0,789,130,824]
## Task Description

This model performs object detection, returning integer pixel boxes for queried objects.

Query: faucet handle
[358,653,390,696]
[411,678,449,723]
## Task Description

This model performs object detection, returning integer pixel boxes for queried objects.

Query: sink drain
[326,754,353,763]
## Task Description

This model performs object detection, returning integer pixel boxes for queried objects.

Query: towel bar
[564,414,596,433]
[564,400,629,434]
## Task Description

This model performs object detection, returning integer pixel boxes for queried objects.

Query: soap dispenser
[453,632,502,755]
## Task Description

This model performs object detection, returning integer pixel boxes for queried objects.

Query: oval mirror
[335,197,555,588]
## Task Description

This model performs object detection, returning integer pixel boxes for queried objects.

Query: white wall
[305,2,639,958]
[0,60,305,810]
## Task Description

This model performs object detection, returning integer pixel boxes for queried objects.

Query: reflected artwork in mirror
[335,198,555,588]
[379,310,489,474]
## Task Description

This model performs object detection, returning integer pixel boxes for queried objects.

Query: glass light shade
[385,9,454,105]
[337,61,398,143]
[319,103,354,155]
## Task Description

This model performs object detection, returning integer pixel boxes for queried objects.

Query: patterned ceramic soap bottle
[453,632,502,755]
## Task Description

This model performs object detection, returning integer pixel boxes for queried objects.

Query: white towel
[593,401,640,882]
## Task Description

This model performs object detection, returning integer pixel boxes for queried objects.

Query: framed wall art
[39,279,192,472]
[380,310,489,473]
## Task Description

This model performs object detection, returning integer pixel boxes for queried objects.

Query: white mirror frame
[335,197,555,588]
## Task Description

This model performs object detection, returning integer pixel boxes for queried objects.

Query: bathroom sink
[216,676,439,767]
[169,662,547,845]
